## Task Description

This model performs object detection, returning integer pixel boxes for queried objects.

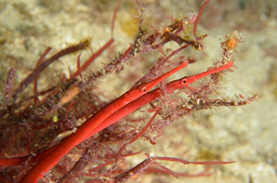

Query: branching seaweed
[0,1,259,183]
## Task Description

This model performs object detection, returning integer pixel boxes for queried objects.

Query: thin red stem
[0,157,27,166]
[34,47,52,105]
[116,108,161,162]
[193,0,210,38]
[65,99,74,118]
[111,0,122,37]
[76,54,82,79]
[144,166,213,177]
[72,38,114,78]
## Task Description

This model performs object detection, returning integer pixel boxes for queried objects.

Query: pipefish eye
[141,86,147,93]
[182,79,187,84]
